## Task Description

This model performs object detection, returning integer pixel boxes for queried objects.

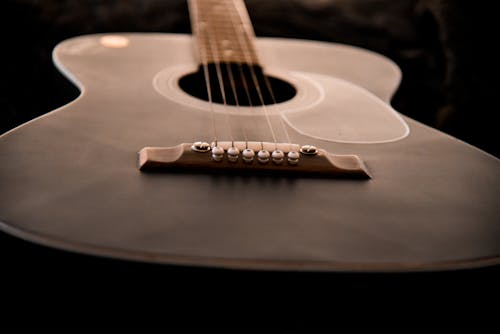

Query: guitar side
[1,34,499,271]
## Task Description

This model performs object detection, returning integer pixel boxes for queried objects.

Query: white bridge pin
[271,150,285,164]
[242,148,255,163]
[257,150,270,164]
[211,146,224,162]
[287,151,300,165]
[227,146,240,162]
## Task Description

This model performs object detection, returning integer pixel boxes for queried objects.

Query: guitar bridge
[138,141,370,179]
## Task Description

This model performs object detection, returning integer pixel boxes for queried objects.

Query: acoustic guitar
[1,0,499,271]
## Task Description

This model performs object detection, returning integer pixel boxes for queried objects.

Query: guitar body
[0,33,499,271]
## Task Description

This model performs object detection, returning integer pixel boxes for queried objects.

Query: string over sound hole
[179,63,296,106]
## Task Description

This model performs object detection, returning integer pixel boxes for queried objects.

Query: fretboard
[188,0,260,65]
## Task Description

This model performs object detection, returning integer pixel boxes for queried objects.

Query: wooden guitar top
[0,34,499,271]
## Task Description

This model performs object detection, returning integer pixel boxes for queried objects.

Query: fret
[188,0,260,65]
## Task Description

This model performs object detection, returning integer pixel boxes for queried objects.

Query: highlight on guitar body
[0,0,499,271]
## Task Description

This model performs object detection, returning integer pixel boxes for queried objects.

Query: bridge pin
[287,151,300,165]
[242,148,255,163]
[271,150,285,164]
[257,150,270,164]
[227,146,240,162]
[211,146,224,162]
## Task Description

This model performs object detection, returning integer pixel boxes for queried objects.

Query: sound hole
[179,63,296,106]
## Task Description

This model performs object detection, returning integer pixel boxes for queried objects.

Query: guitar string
[226,0,278,149]
[189,0,218,145]
[228,0,292,148]
[218,1,258,148]
[193,0,290,150]
[225,61,249,148]
[217,2,249,148]
[205,0,251,148]
[217,0,262,149]
[233,0,291,145]
[237,62,256,148]
[206,13,235,145]
[261,65,292,145]
[237,63,254,110]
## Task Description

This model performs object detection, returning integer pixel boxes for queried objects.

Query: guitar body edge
[1,33,499,272]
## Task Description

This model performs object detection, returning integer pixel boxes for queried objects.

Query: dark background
[1,0,499,326]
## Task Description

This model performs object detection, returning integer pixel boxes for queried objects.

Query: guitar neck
[188,0,260,65]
